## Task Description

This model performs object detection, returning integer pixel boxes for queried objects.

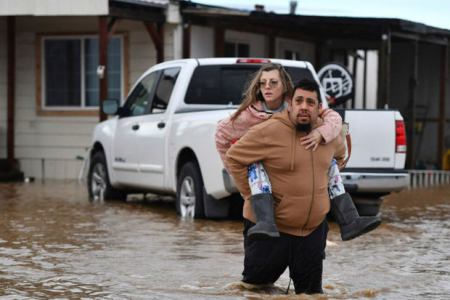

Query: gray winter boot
[248,193,280,240]
[330,193,381,241]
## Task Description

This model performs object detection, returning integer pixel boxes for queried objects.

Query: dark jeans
[242,218,328,294]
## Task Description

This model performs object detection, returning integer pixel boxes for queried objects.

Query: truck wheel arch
[175,148,230,219]
[176,148,199,179]
[90,142,105,160]
[87,151,126,201]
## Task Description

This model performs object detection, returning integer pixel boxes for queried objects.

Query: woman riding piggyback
[215,63,380,241]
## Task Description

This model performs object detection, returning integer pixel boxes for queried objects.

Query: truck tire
[176,161,205,218]
[355,205,381,217]
[352,196,383,216]
[87,151,126,201]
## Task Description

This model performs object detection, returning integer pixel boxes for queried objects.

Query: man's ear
[319,103,323,110]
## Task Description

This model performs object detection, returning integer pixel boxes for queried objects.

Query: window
[284,67,315,86]
[185,65,315,105]
[151,68,180,113]
[124,72,158,117]
[42,36,122,110]
[121,67,180,118]
[185,65,259,105]
[284,50,301,61]
[224,42,250,57]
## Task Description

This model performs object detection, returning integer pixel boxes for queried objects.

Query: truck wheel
[88,151,126,201]
[176,161,205,218]
[352,195,383,216]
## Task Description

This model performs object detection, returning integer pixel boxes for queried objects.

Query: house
[1,0,449,180]
[0,0,175,180]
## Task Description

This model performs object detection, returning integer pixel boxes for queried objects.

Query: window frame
[120,67,181,118]
[36,32,129,116]
[150,67,181,114]
[121,71,159,118]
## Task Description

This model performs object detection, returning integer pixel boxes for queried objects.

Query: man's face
[287,88,322,129]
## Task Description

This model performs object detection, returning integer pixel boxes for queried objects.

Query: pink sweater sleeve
[315,108,342,144]
[215,105,269,172]
[215,115,250,173]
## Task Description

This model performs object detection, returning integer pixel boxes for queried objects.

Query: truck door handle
[157,122,165,129]
[132,124,140,131]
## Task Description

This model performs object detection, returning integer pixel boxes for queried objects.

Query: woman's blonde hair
[230,63,293,122]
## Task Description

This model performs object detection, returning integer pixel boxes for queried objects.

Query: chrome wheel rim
[179,176,195,218]
[91,163,107,201]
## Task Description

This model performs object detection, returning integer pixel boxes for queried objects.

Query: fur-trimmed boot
[330,193,381,241]
[247,193,280,240]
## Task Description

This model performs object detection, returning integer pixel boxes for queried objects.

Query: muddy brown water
[1,180,449,299]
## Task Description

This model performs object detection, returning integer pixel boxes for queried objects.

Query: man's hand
[300,130,324,151]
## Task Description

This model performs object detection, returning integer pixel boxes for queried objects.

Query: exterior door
[136,67,181,190]
[112,72,158,185]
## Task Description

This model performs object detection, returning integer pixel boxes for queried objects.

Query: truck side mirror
[102,99,119,115]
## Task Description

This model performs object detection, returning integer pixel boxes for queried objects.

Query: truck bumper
[223,169,409,195]
[341,170,410,193]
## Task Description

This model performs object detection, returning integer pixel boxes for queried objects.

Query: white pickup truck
[87,58,409,218]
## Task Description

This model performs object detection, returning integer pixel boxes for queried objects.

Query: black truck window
[185,65,314,105]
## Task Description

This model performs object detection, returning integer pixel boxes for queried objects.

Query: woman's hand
[300,130,324,151]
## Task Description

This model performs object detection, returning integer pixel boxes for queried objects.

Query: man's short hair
[292,78,321,105]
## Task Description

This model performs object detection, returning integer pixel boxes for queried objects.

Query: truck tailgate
[344,110,397,169]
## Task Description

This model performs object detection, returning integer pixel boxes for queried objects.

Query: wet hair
[292,78,321,106]
[231,63,293,122]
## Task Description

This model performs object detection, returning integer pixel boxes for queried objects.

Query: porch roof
[180,1,450,46]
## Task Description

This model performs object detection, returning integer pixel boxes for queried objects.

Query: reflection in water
[0,181,449,299]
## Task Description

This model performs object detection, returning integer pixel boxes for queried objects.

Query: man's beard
[295,123,311,132]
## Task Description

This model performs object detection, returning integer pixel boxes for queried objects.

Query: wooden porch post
[377,28,391,109]
[215,28,224,57]
[99,16,108,122]
[268,35,275,58]
[183,23,191,59]
[7,16,15,171]
[437,43,448,169]
[407,40,419,169]
[363,50,368,109]
[144,22,164,63]
[157,22,164,63]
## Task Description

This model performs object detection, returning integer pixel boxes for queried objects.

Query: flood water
[1,180,449,299]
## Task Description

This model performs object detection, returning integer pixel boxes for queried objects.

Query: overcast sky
[193,0,450,30]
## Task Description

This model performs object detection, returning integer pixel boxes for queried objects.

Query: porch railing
[408,170,450,188]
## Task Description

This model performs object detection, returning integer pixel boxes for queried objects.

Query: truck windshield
[185,65,314,105]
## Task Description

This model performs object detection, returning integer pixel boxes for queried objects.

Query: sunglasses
[258,80,280,89]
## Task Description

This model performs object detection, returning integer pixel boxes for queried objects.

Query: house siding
[128,20,176,88]
[225,30,267,57]
[190,25,214,58]
[275,37,315,61]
